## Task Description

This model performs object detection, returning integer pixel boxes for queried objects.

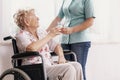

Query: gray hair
[13,9,34,29]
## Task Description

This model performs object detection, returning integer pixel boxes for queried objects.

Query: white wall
[90,0,120,43]
[0,42,13,74]
[0,0,3,41]
[87,43,120,80]
[0,0,3,74]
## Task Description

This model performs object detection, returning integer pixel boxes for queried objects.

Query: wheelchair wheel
[0,68,31,80]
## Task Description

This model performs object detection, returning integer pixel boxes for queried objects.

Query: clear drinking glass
[57,22,64,43]
[57,22,64,28]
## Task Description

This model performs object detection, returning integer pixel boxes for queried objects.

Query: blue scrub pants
[62,42,91,80]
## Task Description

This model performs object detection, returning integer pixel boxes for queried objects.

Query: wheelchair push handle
[3,36,14,40]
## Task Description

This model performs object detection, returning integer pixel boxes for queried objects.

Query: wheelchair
[0,36,77,80]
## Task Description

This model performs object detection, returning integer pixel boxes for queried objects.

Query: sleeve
[57,1,65,18]
[47,39,58,52]
[84,0,95,19]
[15,33,32,51]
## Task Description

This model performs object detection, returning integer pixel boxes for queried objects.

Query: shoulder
[15,30,29,39]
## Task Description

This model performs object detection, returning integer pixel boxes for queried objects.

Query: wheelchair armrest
[12,51,47,80]
[64,50,77,61]
[12,51,41,60]
[50,50,71,56]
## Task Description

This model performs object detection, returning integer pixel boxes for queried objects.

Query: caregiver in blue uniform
[47,0,95,80]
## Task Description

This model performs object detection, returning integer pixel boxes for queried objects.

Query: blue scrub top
[58,0,95,44]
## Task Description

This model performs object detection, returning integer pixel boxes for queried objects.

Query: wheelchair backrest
[4,36,19,54]
[4,36,22,66]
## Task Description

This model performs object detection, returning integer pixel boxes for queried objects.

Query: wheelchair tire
[0,68,31,80]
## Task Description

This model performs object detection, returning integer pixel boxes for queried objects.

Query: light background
[0,0,120,80]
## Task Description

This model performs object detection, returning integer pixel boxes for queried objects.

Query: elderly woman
[14,9,83,80]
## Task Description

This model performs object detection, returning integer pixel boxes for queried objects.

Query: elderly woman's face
[25,10,39,28]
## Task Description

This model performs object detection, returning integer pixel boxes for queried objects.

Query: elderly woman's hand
[48,27,61,37]
[58,56,66,64]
